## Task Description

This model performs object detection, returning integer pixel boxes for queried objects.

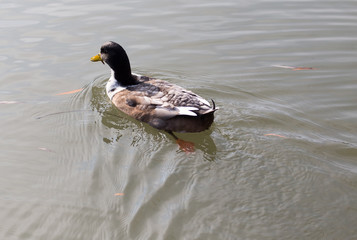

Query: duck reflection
[90,83,217,160]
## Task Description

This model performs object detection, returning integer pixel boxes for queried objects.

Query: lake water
[1,0,357,239]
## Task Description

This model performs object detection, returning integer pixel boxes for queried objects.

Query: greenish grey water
[1,0,357,239]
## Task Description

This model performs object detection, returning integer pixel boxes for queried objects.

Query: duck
[91,41,217,151]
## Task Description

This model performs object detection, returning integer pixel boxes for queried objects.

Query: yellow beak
[90,53,104,64]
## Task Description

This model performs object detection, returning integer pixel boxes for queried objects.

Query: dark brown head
[91,41,135,85]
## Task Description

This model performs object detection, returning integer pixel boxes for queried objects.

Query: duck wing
[131,79,214,116]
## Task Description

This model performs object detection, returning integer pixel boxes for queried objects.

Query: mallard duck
[91,41,217,151]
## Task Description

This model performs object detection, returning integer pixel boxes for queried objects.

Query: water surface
[1,0,357,239]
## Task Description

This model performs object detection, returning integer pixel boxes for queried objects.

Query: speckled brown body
[111,76,215,132]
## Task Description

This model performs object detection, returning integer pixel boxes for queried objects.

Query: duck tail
[211,99,218,111]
